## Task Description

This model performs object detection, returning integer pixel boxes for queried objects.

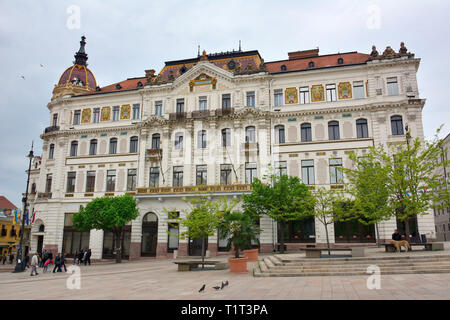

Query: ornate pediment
[189,73,217,91]
[231,107,269,119]
[144,115,168,126]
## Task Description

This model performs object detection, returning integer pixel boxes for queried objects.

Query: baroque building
[27,37,436,260]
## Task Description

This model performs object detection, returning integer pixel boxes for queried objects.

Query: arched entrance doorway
[141,213,158,257]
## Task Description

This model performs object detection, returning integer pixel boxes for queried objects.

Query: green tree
[242,174,315,254]
[73,194,139,263]
[218,211,261,258]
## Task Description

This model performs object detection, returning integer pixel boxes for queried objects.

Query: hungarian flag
[32,210,36,223]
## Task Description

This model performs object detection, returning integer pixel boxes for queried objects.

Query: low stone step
[275,261,450,271]
[276,254,450,264]
[281,256,450,267]
[254,268,450,277]
[258,260,269,273]
[263,257,275,269]
[266,263,450,273]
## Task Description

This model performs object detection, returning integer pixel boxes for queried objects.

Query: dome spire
[74,36,88,66]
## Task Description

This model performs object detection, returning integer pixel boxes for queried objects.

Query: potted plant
[218,211,261,273]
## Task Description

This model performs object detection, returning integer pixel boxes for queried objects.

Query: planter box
[228,257,248,273]
[243,249,258,261]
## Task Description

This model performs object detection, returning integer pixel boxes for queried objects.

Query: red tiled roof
[88,77,147,95]
[266,52,370,73]
[0,196,17,210]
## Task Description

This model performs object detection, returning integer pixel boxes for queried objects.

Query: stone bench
[384,242,444,252]
[173,260,228,271]
[301,247,365,258]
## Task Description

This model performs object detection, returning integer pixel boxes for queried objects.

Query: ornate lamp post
[13,142,34,273]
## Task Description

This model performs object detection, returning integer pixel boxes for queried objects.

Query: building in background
[434,133,449,241]
[27,37,436,260]
[0,196,20,257]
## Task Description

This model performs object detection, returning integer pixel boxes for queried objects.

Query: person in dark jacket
[52,253,62,273]
[60,253,67,272]
[48,251,53,265]
[73,251,78,265]
[392,229,402,241]
[77,249,84,265]
[84,249,92,266]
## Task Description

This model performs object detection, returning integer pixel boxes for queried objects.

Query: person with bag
[30,253,39,276]
[52,253,62,273]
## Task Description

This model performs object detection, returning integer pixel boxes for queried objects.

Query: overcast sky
[0,0,449,207]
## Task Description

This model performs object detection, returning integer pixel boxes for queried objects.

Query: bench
[384,242,444,252]
[301,247,365,258]
[173,260,228,271]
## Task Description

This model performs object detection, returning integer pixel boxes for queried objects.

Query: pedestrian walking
[77,249,84,265]
[9,252,14,264]
[30,253,39,276]
[24,254,30,269]
[1,252,6,265]
[73,251,78,265]
[43,257,51,273]
[60,252,67,272]
[41,250,48,267]
[52,253,62,273]
[84,249,91,266]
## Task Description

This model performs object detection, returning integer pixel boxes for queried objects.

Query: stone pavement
[1,250,450,300]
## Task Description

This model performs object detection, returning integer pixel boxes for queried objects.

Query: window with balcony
[152,134,161,149]
[93,108,100,123]
[328,121,340,140]
[301,160,315,185]
[301,123,312,142]
[246,91,255,107]
[49,143,55,159]
[149,167,159,187]
[329,158,343,184]
[222,94,231,110]
[245,162,257,183]
[73,110,81,125]
[222,128,231,147]
[275,125,285,144]
[356,119,369,138]
[173,166,183,187]
[299,87,310,104]
[132,104,140,120]
[176,98,185,114]
[196,165,207,185]
[174,132,183,150]
[106,170,116,192]
[391,115,404,136]
[70,141,78,157]
[66,172,76,193]
[245,126,256,143]
[274,89,283,107]
[199,96,207,111]
[52,113,58,127]
[130,136,138,153]
[45,174,52,193]
[127,169,137,191]
[89,139,97,155]
[86,171,95,192]
[326,84,337,102]
[387,77,399,96]
[220,164,232,185]
[198,130,207,149]
[109,138,117,154]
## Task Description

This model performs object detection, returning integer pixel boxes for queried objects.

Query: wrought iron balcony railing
[136,184,252,195]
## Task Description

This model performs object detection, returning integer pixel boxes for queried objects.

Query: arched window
[328,121,340,140]
[245,126,256,143]
[337,57,344,65]
[301,123,312,142]
[130,136,138,153]
[222,128,231,147]
[198,130,207,149]
[280,64,287,71]
[109,138,117,154]
[152,133,161,149]
[275,125,285,144]
[308,61,315,68]
[89,139,97,155]
[174,132,183,150]
[70,141,78,157]
[38,224,45,232]
[391,115,404,136]
[356,119,369,138]
[49,143,55,159]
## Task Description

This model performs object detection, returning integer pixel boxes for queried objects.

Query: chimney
[288,49,319,60]
[145,69,156,78]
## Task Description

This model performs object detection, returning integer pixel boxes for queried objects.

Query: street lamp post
[13,142,34,273]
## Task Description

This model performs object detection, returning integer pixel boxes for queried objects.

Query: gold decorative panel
[189,73,217,92]
[284,87,298,104]
[81,109,91,123]
[311,85,325,102]
[101,106,111,121]
[120,104,131,120]
[338,82,352,99]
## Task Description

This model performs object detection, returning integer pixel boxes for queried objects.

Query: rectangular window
[86,171,96,192]
[220,164,232,185]
[49,144,54,159]
[173,166,183,187]
[301,160,315,185]
[168,223,179,252]
[73,110,81,125]
[199,96,207,111]
[176,99,185,113]
[353,81,365,99]
[109,139,117,154]
[301,124,312,142]
[174,133,183,150]
[222,129,231,147]
[246,91,255,107]
[52,113,58,127]
[66,172,76,193]
[299,87,310,104]
[155,101,163,116]
[222,94,231,109]
[387,77,399,96]
[93,108,100,123]
[149,167,159,187]
[45,174,52,193]
[151,135,160,149]
[112,106,120,121]
[275,161,287,177]
[274,89,283,107]
[198,130,207,149]
[245,162,257,184]
[70,142,78,157]
[127,169,137,191]
[196,165,207,185]
[356,119,369,138]
[329,158,343,184]
[106,170,116,192]
[132,104,140,120]
[326,84,337,102]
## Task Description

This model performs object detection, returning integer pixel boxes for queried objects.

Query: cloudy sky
[0,0,449,207]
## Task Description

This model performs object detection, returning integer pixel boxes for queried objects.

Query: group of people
[29,248,92,276]
[1,252,16,264]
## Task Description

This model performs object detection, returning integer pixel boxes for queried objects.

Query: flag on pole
[25,210,29,225]
[32,210,36,223]
[13,209,17,224]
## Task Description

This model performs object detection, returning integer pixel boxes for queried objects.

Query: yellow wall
[0,218,20,256]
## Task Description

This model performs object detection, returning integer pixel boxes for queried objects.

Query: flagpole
[13,142,34,273]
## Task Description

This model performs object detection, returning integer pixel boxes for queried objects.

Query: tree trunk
[235,243,239,259]
[324,222,331,256]
[279,222,285,254]
[375,223,381,248]
[114,229,122,263]
[404,217,411,242]
[201,235,205,269]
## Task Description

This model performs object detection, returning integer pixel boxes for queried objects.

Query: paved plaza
[1,245,450,300]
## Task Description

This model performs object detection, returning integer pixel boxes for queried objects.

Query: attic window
[116,84,122,89]
[227,60,236,69]
[280,65,287,71]
[180,66,187,74]
[137,81,143,87]
[308,61,315,68]
[96,86,101,91]
[337,58,344,65]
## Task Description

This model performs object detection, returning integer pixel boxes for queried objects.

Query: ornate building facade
[27,37,436,260]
